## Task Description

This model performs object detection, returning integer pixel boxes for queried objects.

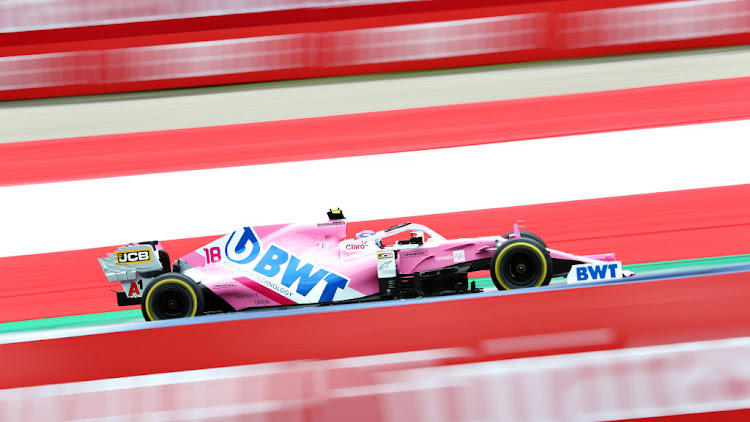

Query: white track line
[1,119,749,257]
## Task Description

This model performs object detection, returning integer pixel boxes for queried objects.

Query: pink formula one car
[99,210,631,321]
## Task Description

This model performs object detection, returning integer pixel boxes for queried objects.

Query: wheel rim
[502,249,542,288]
[152,285,193,319]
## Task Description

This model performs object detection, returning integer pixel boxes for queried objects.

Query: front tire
[490,238,552,290]
[502,230,546,248]
[142,273,204,321]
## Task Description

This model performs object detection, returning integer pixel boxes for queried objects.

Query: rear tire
[141,273,204,321]
[490,238,552,290]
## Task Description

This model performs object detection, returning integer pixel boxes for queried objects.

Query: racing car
[99,210,632,321]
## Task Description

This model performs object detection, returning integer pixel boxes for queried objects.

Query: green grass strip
[0,309,142,335]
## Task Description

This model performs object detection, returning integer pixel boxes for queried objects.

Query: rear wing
[98,242,170,305]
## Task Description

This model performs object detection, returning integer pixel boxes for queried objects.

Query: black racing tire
[490,238,552,290]
[502,230,546,248]
[141,273,204,321]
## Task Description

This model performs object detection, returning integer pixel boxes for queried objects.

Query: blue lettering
[588,265,607,279]
[253,246,289,278]
[225,227,261,264]
[281,255,329,296]
[227,238,350,302]
[576,267,588,281]
[319,273,348,303]
[608,263,618,277]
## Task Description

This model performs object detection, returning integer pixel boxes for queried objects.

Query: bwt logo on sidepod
[225,227,349,302]
[225,227,262,265]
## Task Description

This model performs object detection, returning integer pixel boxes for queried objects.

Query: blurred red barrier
[2,271,750,390]
[2,0,750,100]
[0,0,537,45]
[3,338,750,420]
[0,0,427,34]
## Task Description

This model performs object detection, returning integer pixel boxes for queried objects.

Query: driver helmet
[356,230,376,239]
[356,230,383,248]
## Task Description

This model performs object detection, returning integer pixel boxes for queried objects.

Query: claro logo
[116,249,152,265]
[345,242,368,251]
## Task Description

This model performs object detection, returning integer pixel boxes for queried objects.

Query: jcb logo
[117,249,152,265]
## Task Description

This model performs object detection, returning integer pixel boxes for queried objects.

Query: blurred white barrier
[0,13,549,91]
[108,35,310,82]
[322,14,547,66]
[4,0,750,99]
[0,0,423,33]
[0,52,100,90]
[0,35,311,90]
[2,338,750,421]
[561,0,750,48]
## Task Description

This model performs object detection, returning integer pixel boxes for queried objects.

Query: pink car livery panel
[182,220,379,310]
[99,209,633,321]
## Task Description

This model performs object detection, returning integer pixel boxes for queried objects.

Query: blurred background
[1,0,750,420]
